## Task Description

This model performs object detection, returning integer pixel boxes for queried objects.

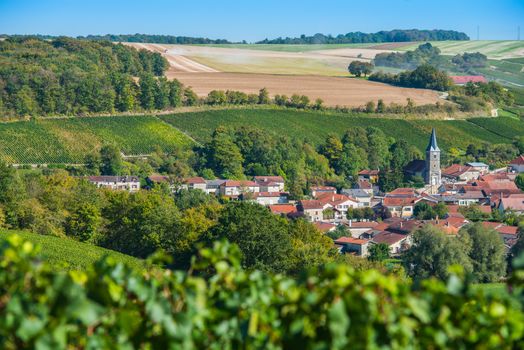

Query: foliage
[414,201,448,220]
[368,243,390,262]
[374,42,442,69]
[348,61,374,77]
[3,234,524,349]
[369,64,452,91]
[257,29,469,44]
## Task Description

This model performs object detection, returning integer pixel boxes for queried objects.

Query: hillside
[161,109,521,151]
[0,230,143,270]
[398,40,524,60]
[0,115,194,164]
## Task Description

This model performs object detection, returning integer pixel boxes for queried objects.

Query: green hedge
[1,233,524,349]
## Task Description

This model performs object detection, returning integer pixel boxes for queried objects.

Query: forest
[257,29,469,44]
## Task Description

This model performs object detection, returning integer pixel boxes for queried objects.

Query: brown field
[171,72,441,107]
[128,43,440,107]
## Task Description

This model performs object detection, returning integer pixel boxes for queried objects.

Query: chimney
[332,195,335,201]
[349,220,352,227]
[400,222,403,228]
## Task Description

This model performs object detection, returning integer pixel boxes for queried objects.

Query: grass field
[0,230,144,271]
[160,109,517,151]
[398,41,524,59]
[198,43,378,52]
[0,115,194,164]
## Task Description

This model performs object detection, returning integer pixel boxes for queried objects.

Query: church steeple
[426,128,440,152]
[425,128,441,189]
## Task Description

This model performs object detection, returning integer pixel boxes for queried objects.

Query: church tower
[425,128,441,187]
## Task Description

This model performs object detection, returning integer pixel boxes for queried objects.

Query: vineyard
[0,230,143,270]
[161,109,518,152]
[0,116,194,164]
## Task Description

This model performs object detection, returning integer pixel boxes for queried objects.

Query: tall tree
[207,127,244,179]
[100,145,123,176]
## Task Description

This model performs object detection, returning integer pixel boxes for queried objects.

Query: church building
[403,128,442,191]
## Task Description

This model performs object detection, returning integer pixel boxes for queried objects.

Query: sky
[0,0,523,41]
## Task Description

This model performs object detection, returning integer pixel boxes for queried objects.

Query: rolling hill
[160,109,522,151]
[0,230,144,270]
[0,115,194,164]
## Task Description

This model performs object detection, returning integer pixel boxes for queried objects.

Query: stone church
[404,128,442,192]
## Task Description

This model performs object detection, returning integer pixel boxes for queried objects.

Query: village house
[298,200,330,222]
[253,176,285,192]
[334,237,370,257]
[354,179,377,195]
[371,231,411,255]
[441,164,480,183]
[146,174,176,192]
[269,204,297,217]
[466,162,489,175]
[357,169,379,183]
[346,221,379,237]
[509,155,524,173]
[341,188,373,207]
[86,176,140,192]
[381,188,421,218]
[498,194,524,215]
[311,186,337,198]
[181,177,207,191]
[247,192,289,206]
[316,193,360,221]
[219,180,260,197]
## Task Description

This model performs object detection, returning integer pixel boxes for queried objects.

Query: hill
[398,40,524,60]
[0,115,194,164]
[0,230,143,270]
[160,108,521,151]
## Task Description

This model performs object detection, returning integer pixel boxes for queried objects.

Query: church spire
[426,128,440,152]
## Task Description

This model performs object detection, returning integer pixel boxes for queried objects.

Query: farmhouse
[334,237,370,257]
[311,186,337,198]
[86,176,140,192]
[298,200,331,222]
[219,180,260,197]
[509,155,524,173]
[247,192,289,205]
[449,75,487,85]
[181,177,207,191]
[253,176,285,192]
[371,232,410,255]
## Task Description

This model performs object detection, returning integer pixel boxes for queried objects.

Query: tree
[376,99,386,113]
[516,174,524,191]
[207,127,244,179]
[365,101,375,113]
[183,87,199,106]
[366,127,390,169]
[100,145,123,176]
[320,134,343,168]
[206,90,227,105]
[459,223,506,283]
[403,225,472,280]
[65,202,101,241]
[139,73,156,110]
[348,61,374,77]
[207,202,292,273]
[258,88,270,104]
[368,243,390,262]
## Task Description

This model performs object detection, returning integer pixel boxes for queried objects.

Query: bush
[1,234,524,349]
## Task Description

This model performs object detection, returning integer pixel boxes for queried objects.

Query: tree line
[257,29,469,44]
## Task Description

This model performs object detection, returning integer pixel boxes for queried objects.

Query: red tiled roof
[299,200,327,210]
[510,155,524,165]
[497,226,519,235]
[500,196,524,211]
[185,177,206,184]
[269,204,297,215]
[222,180,258,187]
[388,188,416,196]
[253,176,284,183]
[442,164,476,178]
[317,193,358,206]
[347,221,379,228]
[335,236,369,245]
[358,169,379,176]
[148,175,170,183]
[311,186,336,191]
[450,75,487,84]
[357,180,373,189]
[383,197,416,207]
[372,232,407,245]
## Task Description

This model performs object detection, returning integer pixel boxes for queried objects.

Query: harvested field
[129,43,394,76]
[171,72,441,107]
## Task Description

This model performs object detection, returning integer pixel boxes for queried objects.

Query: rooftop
[449,75,487,84]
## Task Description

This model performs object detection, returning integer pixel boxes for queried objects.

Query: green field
[198,43,377,52]
[0,115,194,164]
[0,230,144,270]
[398,41,524,59]
[160,109,518,151]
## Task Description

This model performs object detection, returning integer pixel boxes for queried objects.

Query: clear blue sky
[0,0,523,41]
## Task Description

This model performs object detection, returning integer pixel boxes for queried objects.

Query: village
[83,128,524,259]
